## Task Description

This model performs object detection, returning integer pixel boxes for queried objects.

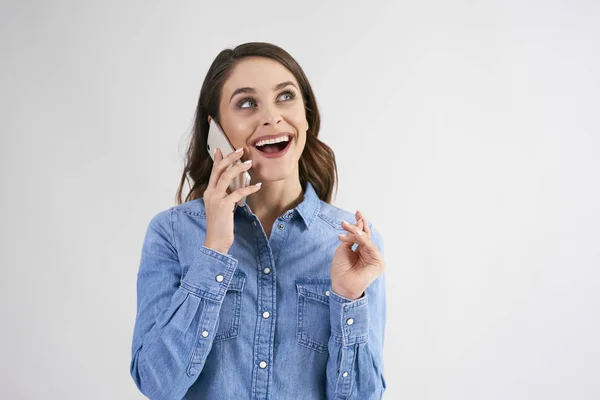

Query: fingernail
[235,147,244,153]
[255,182,262,187]
[341,220,347,225]
[355,231,363,236]
[243,160,252,164]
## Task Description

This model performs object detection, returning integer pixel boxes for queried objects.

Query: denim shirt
[130,182,387,400]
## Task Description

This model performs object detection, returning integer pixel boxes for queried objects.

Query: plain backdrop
[1,1,599,399]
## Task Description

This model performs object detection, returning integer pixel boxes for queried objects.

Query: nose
[260,103,282,126]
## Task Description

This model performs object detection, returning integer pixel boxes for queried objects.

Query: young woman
[130,42,387,400]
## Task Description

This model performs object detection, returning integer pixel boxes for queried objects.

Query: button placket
[251,240,277,396]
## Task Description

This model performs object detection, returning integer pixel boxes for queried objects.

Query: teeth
[255,135,290,147]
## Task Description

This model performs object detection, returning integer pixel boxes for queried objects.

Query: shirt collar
[234,181,321,228]
[295,181,320,228]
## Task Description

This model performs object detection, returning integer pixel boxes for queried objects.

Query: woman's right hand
[203,147,262,254]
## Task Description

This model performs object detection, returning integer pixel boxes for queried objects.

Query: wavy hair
[175,42,338,205]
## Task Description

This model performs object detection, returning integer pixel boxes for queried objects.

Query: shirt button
[285,211,293,218]
[201,330,209,338]
[253,221,257,227]
[342,371,349,377]
[325,290,330,296]
[278,222,285,230]
[263,267,271,274]
[262,311,270,319]
[346,318,354,325]
[216,274,224,283]
[259,361,267,369]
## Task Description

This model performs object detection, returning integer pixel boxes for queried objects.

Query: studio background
[1,1,599,399]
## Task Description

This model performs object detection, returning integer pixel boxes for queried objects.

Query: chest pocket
[214,270,246,342]
[295,278,332,353]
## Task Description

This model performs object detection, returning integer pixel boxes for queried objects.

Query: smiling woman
[176,46,336,208]
[130,42,388,400]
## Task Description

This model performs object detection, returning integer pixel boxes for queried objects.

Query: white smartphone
[206,117,251,206]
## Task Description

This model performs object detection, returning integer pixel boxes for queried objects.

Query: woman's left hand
[330,210,386,300]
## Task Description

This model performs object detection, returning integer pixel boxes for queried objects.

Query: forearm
[325,287,386,399]
[130,245,238,400]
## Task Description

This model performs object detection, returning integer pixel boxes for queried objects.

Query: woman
[130,42,387,400]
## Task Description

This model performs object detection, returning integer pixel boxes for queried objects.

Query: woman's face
[215,56,309,184]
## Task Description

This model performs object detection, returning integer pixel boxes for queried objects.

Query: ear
[207,115,212,125]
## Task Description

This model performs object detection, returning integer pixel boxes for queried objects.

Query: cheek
[288,108,309,132]
[225,120,254,148]
[295,128,307,155]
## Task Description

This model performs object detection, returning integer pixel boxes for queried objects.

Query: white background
[1,1,599,399]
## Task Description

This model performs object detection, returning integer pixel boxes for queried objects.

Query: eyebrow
[228,81,298,103]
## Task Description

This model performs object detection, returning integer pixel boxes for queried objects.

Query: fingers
[340,219,363,236]
[338,222,380,256]
[226,182,262,204]
[356,210,371,237]
[356,218,365,232]
[207,147,246,190]
[338,215,379,256]
[215,158,253,194]
[338,219,363,248]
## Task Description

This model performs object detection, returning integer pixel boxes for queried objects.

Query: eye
[236,90,297,109]
[278,90,297,102]
[238,98,256,109]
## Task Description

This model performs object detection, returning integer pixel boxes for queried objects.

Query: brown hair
[175,42,338,205]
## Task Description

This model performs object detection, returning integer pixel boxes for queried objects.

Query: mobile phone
[206,117,252,206]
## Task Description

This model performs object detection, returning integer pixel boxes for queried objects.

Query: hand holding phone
[203,147,262,254]
[206,117,252,206]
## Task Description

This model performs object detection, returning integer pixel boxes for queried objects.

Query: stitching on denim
[168,208,178,252]
[306,198,321,227]
[317,212,344,230]
[186,295,208,376]
[296,281,331,353]
[214,293,241,341]
[180,282,224,303]
[180,209,206,218]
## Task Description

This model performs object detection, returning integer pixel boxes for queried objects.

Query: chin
[252,165,296,184]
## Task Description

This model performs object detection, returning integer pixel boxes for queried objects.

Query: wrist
[203,242,230,255]
[331,285,363,300]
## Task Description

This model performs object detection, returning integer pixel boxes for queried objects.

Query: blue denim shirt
[130,182,387,399]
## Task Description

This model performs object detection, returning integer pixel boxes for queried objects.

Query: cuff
[180,246,238,302]
[329,287,369,346]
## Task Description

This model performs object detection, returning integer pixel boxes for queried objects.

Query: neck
[246,177,304,223]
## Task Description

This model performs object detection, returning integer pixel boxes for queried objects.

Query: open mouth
[254,135,292,157]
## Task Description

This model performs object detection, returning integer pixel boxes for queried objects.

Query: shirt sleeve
[326,224,387,399]
[129,209,238,400]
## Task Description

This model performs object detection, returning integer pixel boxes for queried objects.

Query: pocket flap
[296,278,331,305]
